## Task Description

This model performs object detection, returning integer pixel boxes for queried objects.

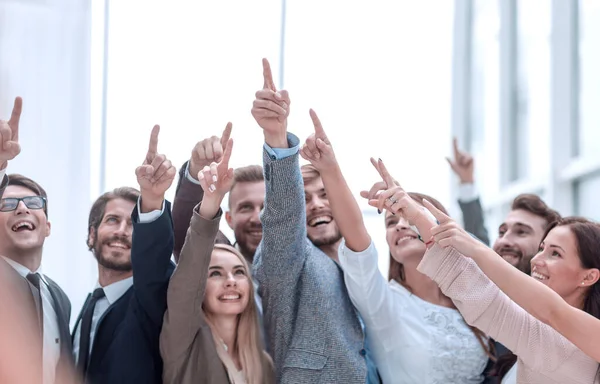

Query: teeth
[221,294,240,300]
[309,216,332,226]
[396,236,416,245]
[109,242,127,249]
[532,272,548,280]
[12,222,33,231]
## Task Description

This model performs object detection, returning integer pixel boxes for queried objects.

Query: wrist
[264,132,288,149]
[188,162,202,181]
[0,161,7,171]
[199,197,222,219]
[140,195,164,213]
[460,177,474,184]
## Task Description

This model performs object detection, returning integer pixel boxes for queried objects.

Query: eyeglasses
[0,196,47,212]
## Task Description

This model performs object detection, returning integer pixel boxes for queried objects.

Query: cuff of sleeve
[458,183,479,203]
[137,198,166,223]
[338,239,378,275]
[185,162,202,185]
[417,243,471,285]
[263,133,300,160]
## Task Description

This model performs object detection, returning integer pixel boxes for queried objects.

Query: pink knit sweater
[417,244,599,384]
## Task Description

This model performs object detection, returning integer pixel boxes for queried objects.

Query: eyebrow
[548,244,566,252]
[208,265,245,270]
[499,222,534,231]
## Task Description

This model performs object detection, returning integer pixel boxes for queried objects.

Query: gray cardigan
[253,137,368,383]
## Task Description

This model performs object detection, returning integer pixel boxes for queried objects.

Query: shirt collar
[1,256,43,277]
[96,276,133,305]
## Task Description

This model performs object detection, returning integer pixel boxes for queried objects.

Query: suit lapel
[72,293,91,343]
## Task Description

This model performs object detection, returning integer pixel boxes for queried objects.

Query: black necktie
[26,272,44,335]
[77,288,105,375]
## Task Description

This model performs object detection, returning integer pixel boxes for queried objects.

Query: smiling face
[226,181,265,262]
[203,248,251,318]
[88,198,135,272]
[530,225,600,306]
[304,176,342,247]
[0,185,51,258]
[493,209,548,272]
[385,209,426,265]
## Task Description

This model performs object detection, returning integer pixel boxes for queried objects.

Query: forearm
[173,169,204,259]
[320,165,370,251]
[471,248,566,325]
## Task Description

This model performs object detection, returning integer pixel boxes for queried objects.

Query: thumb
[136,165,154,178]
[360,191,369,199]
[446,157,459,171]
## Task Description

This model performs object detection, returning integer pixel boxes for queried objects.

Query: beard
[92,235,132,272]
[308,227,343,247]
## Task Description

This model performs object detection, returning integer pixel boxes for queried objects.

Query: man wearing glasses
[0,97,74,384]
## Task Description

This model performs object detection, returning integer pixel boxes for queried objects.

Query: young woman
[160,139,274,384]
[369,160,600,383]
[299,110,493,383]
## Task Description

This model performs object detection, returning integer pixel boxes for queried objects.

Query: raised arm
[172,123,232,260]
[447,138,489,245]
[299,109,370,251]
[417,202,581,370]
[0,97,23,197]
[250,58,307,283]
[424,200,600,363]
[132,124,177,327]
[161,138,234,365]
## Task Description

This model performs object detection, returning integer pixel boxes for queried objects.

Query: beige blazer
[160,206,274,384]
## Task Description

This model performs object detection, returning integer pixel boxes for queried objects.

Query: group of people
[1,58,599,384]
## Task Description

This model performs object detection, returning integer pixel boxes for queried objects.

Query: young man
[72,125,176,384]
[0,96,75,384]
[251,59,379,383]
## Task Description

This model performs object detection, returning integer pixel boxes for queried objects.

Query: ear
[87,227,96,249]
[582,268,600,287]
[44,221,51,238]
[225,211,234,230]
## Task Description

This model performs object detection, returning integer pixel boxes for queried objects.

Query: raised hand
[299,109,337,172]
[197,138,234,219]
[251,58,290,148]
[446,137,474,184]
[424,199,485,256]
[189,122,232,180]
[135,125,176,211]
[0,97,23,169]
[366,158,423,224]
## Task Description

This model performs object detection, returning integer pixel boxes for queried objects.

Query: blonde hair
[301,164,321,185]
[203,244,271,384]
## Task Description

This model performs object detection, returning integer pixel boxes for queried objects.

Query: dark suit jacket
[44,275,75,381]
[72,202,175,384]
[173,161,230,262]
[459,197,490,246]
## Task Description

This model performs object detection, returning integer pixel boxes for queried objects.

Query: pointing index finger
[309,109,327,139]
[262,58,276,91]
[147,124,160,157]
[422,199,450,224]
[8,97,22,140]
[221,138,233,168]
[375,158,397,189]
[452,137,460,159]
[220,122,232,148]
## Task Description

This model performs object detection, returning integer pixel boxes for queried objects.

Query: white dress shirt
[72,199,164,364]
[339,240,489,384]
[2,256,61,384]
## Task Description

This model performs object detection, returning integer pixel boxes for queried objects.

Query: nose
[530,252,545,269]
[395,217,411,231]
[114,221,131,237]
[494,233,515,249]
[224,273,237,287]
[249,207,261,223]
[14,200,30,215]
[309,196,326,211]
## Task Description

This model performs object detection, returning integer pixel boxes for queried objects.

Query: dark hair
[511,194,561,229]
[86,187,140,249]
[7,174,48,216]
[228,165,264,208]
[386,192,496,361]
[494,216,600,380]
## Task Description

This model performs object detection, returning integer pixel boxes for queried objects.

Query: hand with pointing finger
[197,138,235,220]
[447,138,474,184]
[135,125,177,212]
[299,109,337,172]
[424,199,486,256]
[189,122,232,181]
[0,97,23,170]
[251,58,291,148]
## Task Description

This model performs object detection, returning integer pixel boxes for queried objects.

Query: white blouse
[339,240,488,384]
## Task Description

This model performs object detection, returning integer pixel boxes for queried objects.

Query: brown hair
[387,192,495,361]
[7,174,48,215]
[300,164,321,185]
[86,187,140,249]
[511,194,561,229]
[228,165,264,208]
[494,216,600,380]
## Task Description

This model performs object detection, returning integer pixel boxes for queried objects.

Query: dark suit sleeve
[459,198,490,246]
[173,161,230,262]
[130,201,174,329]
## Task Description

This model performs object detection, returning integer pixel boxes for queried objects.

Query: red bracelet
[424,239,435,248]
